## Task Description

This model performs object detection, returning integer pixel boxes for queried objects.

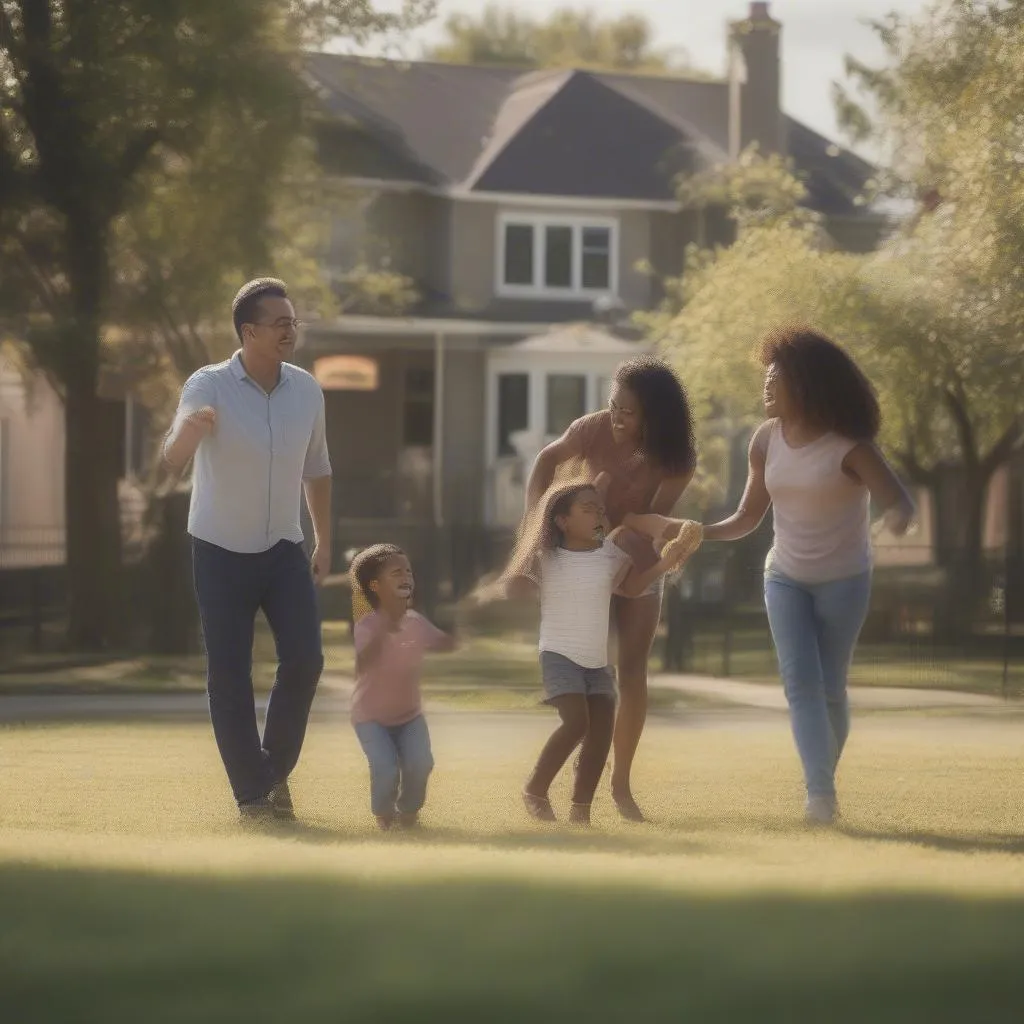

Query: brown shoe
[269,779,296,821]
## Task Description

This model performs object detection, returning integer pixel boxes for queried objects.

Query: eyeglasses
[250,318,304,331]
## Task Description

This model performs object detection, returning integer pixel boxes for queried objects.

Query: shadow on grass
[286,819,718,857]
[1,862,1022,1023]
[838,826,1024,856]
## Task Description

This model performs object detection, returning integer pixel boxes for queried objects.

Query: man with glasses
[164,278,332,822]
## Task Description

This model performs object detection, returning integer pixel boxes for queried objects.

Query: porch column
[432,332,446,526]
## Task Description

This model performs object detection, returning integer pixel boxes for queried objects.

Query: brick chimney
[728,2,785,160]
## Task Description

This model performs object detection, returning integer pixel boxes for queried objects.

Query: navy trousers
[192,538,323,804]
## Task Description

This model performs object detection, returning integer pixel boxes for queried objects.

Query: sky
[366,0,936,156]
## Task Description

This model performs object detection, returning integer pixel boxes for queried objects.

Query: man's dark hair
[231,277,289,342]
[349,543,406,609]
[756,326,881,441]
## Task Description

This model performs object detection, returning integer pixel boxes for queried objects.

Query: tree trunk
[63,356,124,650]
[933,466,989,642]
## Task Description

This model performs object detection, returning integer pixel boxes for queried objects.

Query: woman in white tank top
[702,327,915,825]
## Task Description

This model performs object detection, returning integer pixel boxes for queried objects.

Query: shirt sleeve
[410,612,449,652]
[303,387,332,479]
[353,614,383,654]
[601,537,631,590]
[165,371,215,453]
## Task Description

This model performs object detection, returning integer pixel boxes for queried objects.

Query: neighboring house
[0,360,65,567]
[0,356,152,570]
[299,2,892,567]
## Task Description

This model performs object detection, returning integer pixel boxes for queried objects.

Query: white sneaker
[805,795,838,826]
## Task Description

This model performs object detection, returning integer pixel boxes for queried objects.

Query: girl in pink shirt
[349,544,456,830]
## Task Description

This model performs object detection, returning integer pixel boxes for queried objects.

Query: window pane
[597,376,612,409]
[403,367,434,446]
[581,227,611,290]
[498,374,529,456]
[546,375,586,436]
[504,224,534,285]
[544,226,573,288]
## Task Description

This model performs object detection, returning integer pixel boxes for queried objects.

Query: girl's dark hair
[349,543,405,609]
[499,481,597,584]
[614,356,697,475]
[757,326,881,441]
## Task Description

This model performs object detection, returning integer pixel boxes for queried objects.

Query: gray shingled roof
[303,54,875,216]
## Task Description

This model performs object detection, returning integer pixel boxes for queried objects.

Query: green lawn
[1,616,1020,700]
[1,713,1023,1022]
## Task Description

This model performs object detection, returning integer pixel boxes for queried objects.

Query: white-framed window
[496,214,618,299]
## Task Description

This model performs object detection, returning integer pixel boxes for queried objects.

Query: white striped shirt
[167,351,331,553]
[538,541,631,669]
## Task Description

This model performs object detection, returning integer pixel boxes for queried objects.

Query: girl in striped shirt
[478,481,701,825]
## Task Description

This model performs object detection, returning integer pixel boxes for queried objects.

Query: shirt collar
[230,350,292,390]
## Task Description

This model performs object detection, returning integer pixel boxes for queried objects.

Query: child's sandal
[522,791,557,822]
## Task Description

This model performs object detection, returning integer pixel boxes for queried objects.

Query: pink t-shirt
[351,610,448,726]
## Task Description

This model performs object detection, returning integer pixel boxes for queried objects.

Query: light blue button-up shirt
[169,351,332,554]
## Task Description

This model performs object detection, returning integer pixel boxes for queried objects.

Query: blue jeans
[764,568,872,800]
[354,716,434,817]
[192,538,323,805]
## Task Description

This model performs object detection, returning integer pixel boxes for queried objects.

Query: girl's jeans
[764,568,872,800]
[354,715,434,817]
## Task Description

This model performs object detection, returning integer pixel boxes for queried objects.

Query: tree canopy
[425,4,710,77]
[0,0,431,649]
[650,0,1024,614]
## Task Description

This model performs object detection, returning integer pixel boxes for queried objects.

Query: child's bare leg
[572,694,615,805]
[525,695,589,800]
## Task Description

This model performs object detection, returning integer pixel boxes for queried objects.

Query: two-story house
[297,2,890,574]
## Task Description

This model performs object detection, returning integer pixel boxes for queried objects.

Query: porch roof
[302,315,556,339]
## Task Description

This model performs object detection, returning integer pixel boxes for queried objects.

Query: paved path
[654,674,1009,712]
[0,672,1013,723]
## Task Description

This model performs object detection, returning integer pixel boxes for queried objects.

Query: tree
[642,149,858,512]
[426,4,708,76]
[0,0,431,650]
[832,0,1024,605]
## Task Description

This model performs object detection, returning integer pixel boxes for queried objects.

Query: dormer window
[497,214,618,299]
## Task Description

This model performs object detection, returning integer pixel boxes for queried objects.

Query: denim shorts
[540,651,617,703]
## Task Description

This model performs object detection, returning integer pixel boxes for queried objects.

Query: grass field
[2,616,1021,701]
[2,710,1023,1022]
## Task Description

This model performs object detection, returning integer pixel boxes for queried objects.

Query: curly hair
[499,481,597,584]
[231,277,289,342]
[756,326,881,441]
[614,356,697,475]
[348,543,406,613]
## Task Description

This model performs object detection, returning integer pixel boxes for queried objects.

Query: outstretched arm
[702,422,773,542]
[524,422,587,516]
[843,443,917,535]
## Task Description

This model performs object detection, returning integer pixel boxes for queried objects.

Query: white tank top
[764,420,871,583]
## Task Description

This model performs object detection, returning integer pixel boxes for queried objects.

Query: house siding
[440,349,486,525]
[0,366,65,564]
[448,201,656,318]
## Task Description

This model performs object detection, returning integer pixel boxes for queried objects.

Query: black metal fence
[1,514,1021,698]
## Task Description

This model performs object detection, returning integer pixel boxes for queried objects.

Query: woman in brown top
[522,356,697,820]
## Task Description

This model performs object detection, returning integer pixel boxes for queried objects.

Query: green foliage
[426,4,711,77]
[336,262,420,317]
[0,0,433,648]
[653,3,1024,532]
